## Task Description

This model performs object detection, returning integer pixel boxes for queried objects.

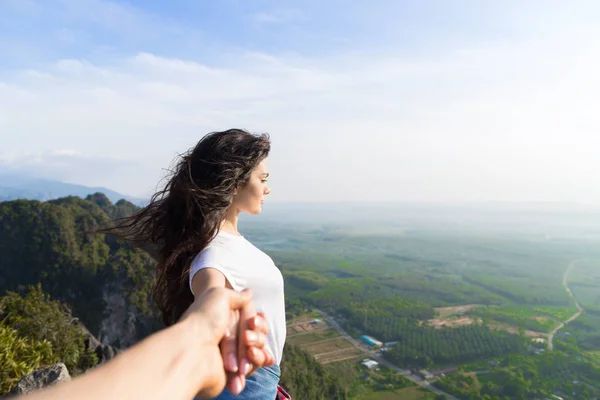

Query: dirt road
[548,260,584,350]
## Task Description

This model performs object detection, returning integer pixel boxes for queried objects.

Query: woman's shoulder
[195,238,233,260]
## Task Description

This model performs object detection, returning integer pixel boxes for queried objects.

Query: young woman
[106,129,286,399]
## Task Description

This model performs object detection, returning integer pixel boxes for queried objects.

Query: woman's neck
[220,209,241,236]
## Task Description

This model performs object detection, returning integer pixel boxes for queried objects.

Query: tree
[0,323,55,394]
[0,284,97,374]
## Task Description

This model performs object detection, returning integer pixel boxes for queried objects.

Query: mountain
[0,173,146,205]
[0,193,160,346]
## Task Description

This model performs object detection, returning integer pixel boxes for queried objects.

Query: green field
[467,305,560,333]
[587,351,600,366]
[354,386,437,400]
[569,259,600,310]
[533,305,580,322]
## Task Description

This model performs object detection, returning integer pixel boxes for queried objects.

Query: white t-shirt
[188,230,286,365]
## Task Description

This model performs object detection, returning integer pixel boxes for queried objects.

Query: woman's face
[232,159,271,215]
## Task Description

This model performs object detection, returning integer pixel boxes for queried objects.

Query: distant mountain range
[0,173,146,205]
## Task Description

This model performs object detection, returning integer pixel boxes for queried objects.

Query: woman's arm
[16,288,267,400]
[191,269,270,392]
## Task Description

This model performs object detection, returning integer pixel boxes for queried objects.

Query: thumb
[224,288,253,310]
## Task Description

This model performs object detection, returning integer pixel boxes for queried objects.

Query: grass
[533,306,579,321]
[286,311,321,326]
[586,351,600,366]
[568,259,600,309]
[469,306,560,333]
[353,386,437,400]
[287,330,337,345]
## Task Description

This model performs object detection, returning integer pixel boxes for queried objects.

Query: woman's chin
[250,205,263,215]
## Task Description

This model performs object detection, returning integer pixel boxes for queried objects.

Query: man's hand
[16,287,273,400]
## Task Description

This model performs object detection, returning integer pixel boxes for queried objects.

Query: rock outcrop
[72,319,121,364]
[9,363,70,396]
[6,324,121,397]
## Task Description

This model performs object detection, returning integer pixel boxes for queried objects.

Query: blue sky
[1,0,599,203]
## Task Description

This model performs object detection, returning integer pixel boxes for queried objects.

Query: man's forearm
[21,317,206,400]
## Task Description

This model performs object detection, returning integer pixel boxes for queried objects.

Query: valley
[246,209,600,399]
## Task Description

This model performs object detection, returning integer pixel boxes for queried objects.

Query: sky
[0,0,599,203]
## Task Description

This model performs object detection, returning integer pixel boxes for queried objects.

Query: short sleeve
[188,244,243,295]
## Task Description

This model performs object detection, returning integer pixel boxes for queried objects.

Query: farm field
[286,316,365,364]
[354,386,437,400]
[465,305,563,334]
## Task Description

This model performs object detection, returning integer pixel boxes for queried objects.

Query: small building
[384,341,398,347]
[360,335,383,347]
[361,359,379,369]
[418,369,434,380]
[310,319,321,325]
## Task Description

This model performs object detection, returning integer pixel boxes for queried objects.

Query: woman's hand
[220,307,275,393]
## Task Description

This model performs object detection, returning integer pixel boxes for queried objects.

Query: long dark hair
[101,129,271,326]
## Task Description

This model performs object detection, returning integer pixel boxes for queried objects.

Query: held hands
[181,288,274,398]
[220,308,275,394]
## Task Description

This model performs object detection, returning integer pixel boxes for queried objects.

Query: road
[548,260,584,350]
[315,309,461,400]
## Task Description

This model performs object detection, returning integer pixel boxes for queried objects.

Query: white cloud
[52,148,83,156]
[249,9,303,25]
[251,12,285,24]
[1,8,599,202]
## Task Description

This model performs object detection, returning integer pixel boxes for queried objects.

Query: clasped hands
[180,288,275,399]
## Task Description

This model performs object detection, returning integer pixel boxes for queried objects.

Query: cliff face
[98,284,143,348]
[0,194,161,347]
[74,320,121,364]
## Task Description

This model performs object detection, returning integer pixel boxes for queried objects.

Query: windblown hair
[100,129,271,326]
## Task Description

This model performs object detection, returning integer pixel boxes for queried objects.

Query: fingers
[264,348,275,366]
[245,348,275,377]
[220,309,240,373]
[242,311,273,371]
[247,312,269,335]
[247,346,266,369]
[241,328,266,347]
[226,371,245,395]
[237,295,256,376]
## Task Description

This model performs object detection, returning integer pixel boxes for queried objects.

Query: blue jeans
[199,364,280,400]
